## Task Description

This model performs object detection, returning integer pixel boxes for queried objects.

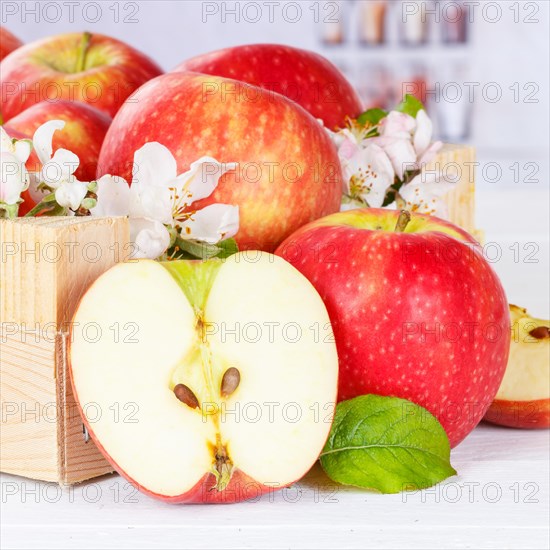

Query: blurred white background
[3,0,549,314]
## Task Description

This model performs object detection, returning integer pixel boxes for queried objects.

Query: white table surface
[2,185,549,550]
[1,425,549,550]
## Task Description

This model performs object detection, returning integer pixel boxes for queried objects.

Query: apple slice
[70,253,338,503]
[484,305,550,429]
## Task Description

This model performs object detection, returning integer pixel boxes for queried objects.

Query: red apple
[70,254,339,503]
[0,27,23,61]
[1,32,162,121]
[97,72,342,251]
[484,305,549,429]
[276,209,511,447]
[4,101,111,215]
[173,44,362,130]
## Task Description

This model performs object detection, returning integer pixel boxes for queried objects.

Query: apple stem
[395,210,412,232]
[75,32,92,73]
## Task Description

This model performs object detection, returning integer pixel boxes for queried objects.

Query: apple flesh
[174,44,363,130]
[276,209,511,447]
[97,71,343,251]
[484,305,549,429]
[70,253,338,503]
[0,27,23,60]
[0,32,162,121]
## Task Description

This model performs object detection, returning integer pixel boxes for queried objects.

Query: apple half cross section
[70,253,339,503]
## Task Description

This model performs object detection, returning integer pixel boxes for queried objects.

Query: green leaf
[357,108,388,126]
[320,395,456,494]
[175,238,222,260]
[0,202,20,219]
[170,236,239,261]
[215,238,239,259]
[396,94,425,118]
[24,193,67,217]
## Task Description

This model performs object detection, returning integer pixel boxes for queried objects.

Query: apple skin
[0,27,23,60]
[173,44,362,131]
[97,72,343,251]
[4,101,111,215]
[484,399,550,429]
[276,208,511,447]
[0,32,162,121]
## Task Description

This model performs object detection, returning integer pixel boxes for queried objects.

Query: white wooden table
[1,425,549,549]
[2,185,549,550]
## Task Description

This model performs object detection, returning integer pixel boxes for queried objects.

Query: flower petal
[373,136,416,180]
[1,127,14,153]
[41,148,80,187]
[54,180,88,210]
[414,110,433,157]
[175,157,237,207]
[0,151,29,205]
[128,181,173,225]
[380,111,416,139]
[338,135,361,162]
[131,142,177,192]
[178,204,239,244]
[398,171,459,217]
[91,175,131,217]
[32,120,65,165]
[343,143,395,207]
[14,139,32,164]
[129,218,171,259]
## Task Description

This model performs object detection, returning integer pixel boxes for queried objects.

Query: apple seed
[221,367,240,397]
[174,384,200,409]
[529,326,550,340]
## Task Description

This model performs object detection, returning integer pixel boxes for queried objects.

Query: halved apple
[484,305,549,429]
[70,253,338,503]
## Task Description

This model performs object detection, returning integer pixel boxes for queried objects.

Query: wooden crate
[430,143,481,241]
[0,216,129,484]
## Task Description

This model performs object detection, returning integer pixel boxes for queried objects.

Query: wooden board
[0,216,129,484]
[430,143,479,238]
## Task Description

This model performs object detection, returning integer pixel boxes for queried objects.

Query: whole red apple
[97,72,342,251]
[4,100,111,215]
[1,32,162,121]
[276,209,511,447]
[173,44,362,130]
[0,27,23,61]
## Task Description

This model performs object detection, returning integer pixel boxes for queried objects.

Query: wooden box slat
[1,216,129,484]
[430,144,479,238]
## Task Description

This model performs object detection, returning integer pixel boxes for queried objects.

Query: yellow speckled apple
[1,32,162,121]
[97,72,342,251]
[70,253,338,503]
